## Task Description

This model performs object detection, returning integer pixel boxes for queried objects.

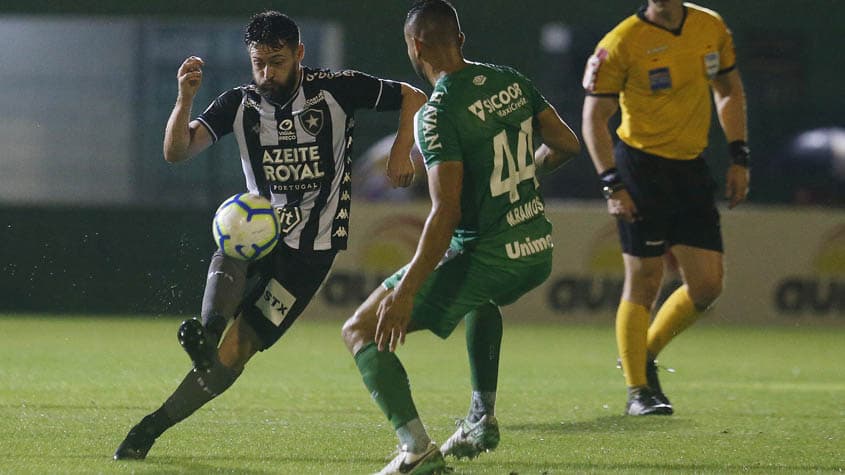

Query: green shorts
[383,244,552,339]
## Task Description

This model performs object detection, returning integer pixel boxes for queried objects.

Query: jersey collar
[636,4,688,36]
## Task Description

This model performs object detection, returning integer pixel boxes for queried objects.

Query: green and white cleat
[440,414,500,460]
[375,442,447,475]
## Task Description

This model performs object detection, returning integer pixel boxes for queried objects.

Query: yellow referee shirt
[583,3,736,159]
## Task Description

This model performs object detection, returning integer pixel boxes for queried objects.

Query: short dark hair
[405,0,461,45]
[406,0,459,27]
[244,10,300,49]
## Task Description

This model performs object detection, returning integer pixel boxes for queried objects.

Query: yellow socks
[647,285,698,358]
[616,300,650,387]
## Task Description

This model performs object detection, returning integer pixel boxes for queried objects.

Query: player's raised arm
[533,105,580,175]
[386,83,427,188]
[163,56,214,163]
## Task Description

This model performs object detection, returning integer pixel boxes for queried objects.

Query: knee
[625,266,663,305]
[687,276,723,310]
[341,311,371,355]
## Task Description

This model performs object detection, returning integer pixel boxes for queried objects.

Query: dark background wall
[2,0,843,203]
[1,1,843,314]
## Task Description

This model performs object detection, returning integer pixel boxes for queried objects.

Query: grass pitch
[0,315,842,474]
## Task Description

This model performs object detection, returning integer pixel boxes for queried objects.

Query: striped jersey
[583,3,736,159]
[197,66,403,251]
[415,62,553,265]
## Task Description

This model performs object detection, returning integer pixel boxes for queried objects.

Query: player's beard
[257,67,300,103]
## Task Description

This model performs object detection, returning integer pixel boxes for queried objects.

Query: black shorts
[615,141,723,257]
[231,243,336,350]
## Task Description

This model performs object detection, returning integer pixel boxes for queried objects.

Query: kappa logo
[298,108,324,136]
[473,75,487,86]
[244,97,261,112]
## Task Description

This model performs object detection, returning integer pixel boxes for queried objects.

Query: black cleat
[178,318,217,371]
[626,388,673,416]
[114,416,158,460]
[646,359,673,408]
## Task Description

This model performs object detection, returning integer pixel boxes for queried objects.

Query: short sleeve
[415,104,461,168]
[717,20,737,73]
[583,35,626,95]
[508,67,550,114]
[195,89,242,142]
[323,70,403,112]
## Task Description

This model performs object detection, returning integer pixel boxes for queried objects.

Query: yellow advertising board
[308,203,845,325]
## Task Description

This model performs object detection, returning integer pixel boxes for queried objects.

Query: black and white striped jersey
[196,66,403,251]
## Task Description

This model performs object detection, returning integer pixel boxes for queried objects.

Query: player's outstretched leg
[178,317,218,371]
[113,410,172,460]
[182,251,248,370]
[115,321,247,461]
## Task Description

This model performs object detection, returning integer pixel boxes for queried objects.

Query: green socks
[465,303,502,422]
[354,343,419,430]
[465,303,502,392]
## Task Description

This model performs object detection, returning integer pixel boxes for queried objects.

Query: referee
[582,0,750,415]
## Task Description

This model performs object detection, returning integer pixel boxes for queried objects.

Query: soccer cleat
[113,416,159,460]
[178,318,217,371]
[440,414,500,460]
[376,442,447,475]
[625,388,673,416]
[646,359,673,409]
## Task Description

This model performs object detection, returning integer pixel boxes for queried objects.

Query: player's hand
[607,189,640,223]
[374,290,413,352]
[725,164,750,209]
[177,56,204,99]
[385,148,416,188]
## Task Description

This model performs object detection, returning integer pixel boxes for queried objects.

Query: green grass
[0,315,843,474]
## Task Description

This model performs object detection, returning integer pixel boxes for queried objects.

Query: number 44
[490,117,539,203]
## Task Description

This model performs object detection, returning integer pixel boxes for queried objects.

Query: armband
[729,140,751,167]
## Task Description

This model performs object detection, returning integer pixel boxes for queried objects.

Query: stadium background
[1,0,843,320]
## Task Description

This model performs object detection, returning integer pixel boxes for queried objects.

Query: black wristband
[729,140,751,167]
[599,167,623,187]
[599,167,625,199]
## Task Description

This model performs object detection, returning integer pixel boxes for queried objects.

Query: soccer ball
[212,193,280,261]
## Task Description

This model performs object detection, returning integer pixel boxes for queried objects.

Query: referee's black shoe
[626,388,674,416]
[114,415,158,460]
[178,318,217,371]
[646,359,673,408]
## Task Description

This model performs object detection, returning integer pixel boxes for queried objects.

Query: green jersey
[415,62,553,264]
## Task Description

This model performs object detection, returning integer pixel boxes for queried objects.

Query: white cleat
[375,441,447,475]
[440,414,500,460]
